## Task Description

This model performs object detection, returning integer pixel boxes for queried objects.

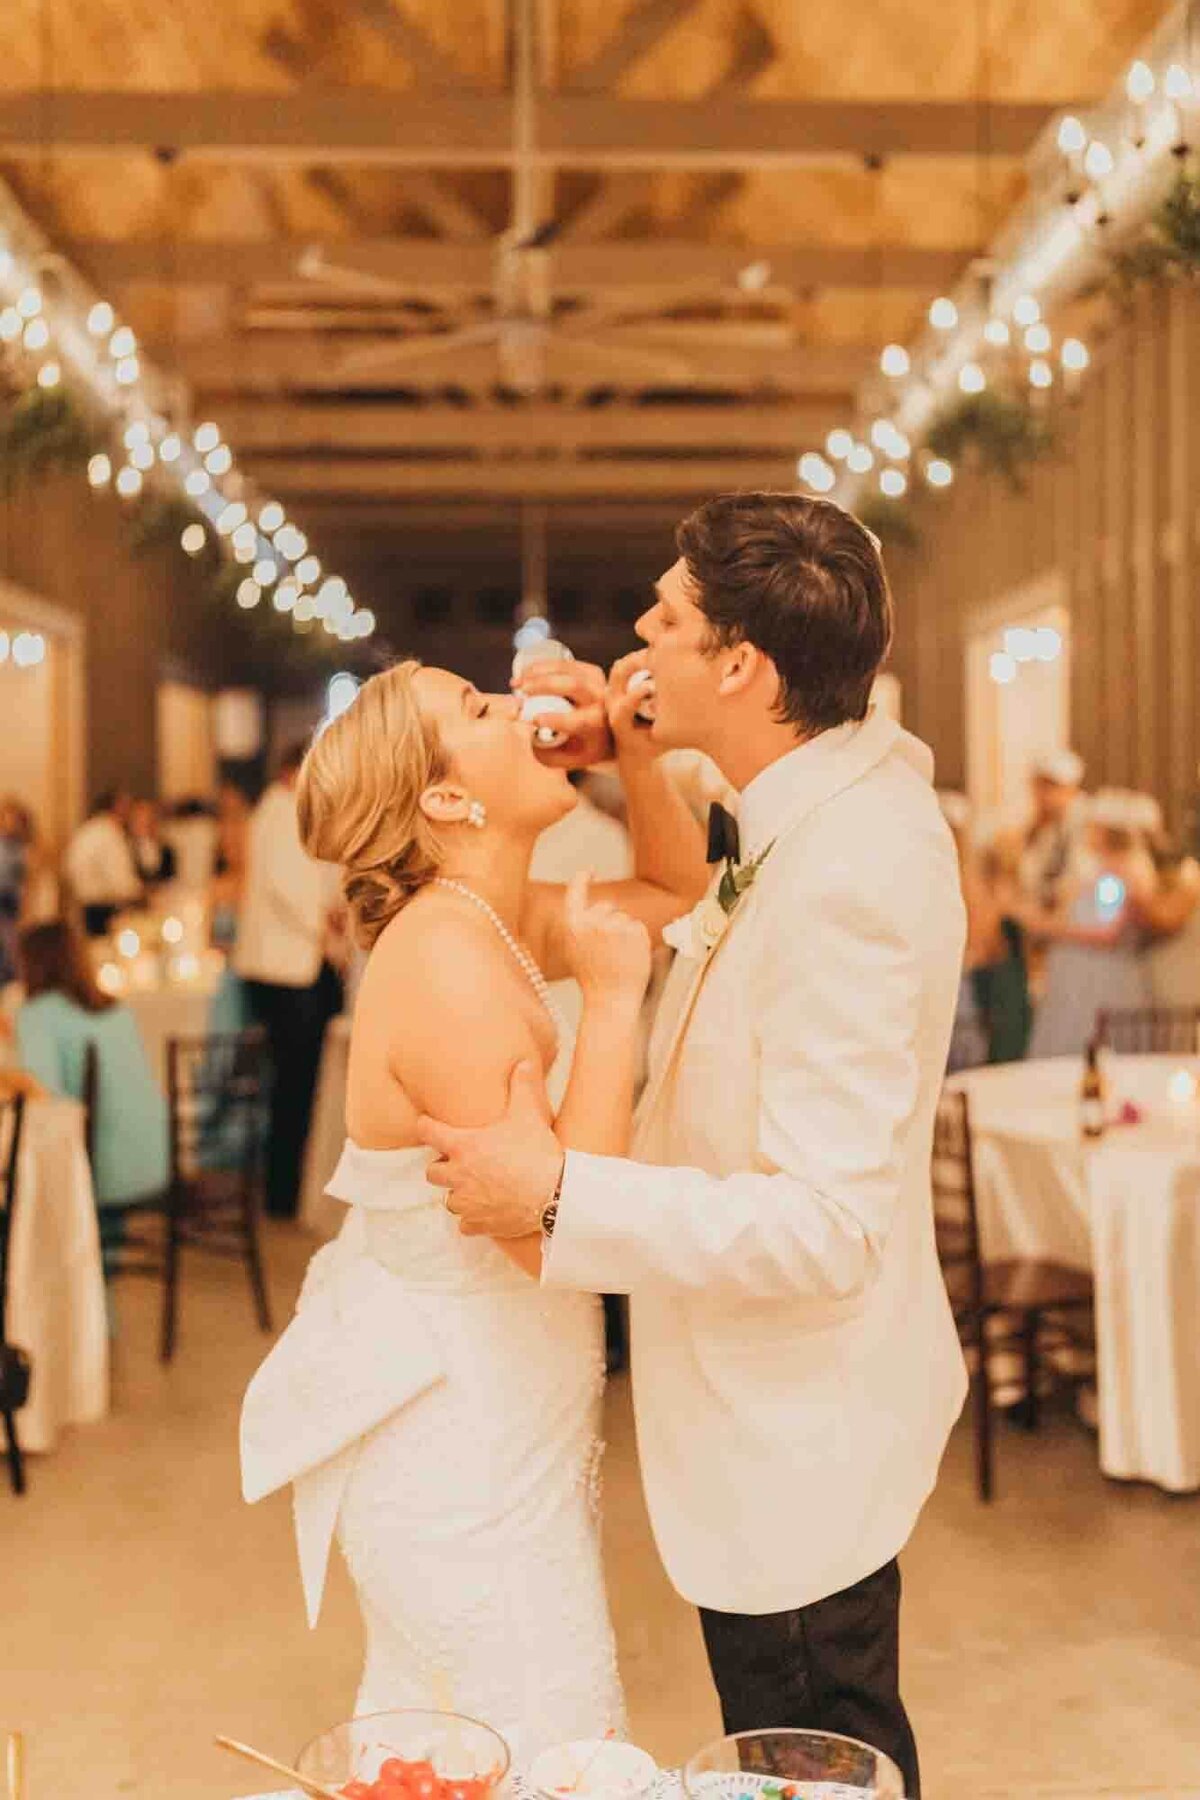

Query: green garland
[0,379,361,680]
[856,494,921,550]
[1109,162,1200,293]
[923,387,1052,492]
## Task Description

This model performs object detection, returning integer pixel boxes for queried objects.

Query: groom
[418,493,967,1797]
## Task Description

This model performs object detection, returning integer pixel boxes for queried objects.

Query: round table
[952,1055,1200,1491]
[125,981,220,1088]
[4,1095,108,1453]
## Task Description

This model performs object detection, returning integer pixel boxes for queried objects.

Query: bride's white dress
[240,1083,625,1761]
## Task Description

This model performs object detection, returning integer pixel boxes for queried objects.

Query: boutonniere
[663,841,776,962]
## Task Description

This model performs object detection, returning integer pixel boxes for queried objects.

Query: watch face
[541,1202,558,1237]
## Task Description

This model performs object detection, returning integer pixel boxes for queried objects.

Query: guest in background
[64,789,141,936]
[1139,841,1200,1007]
[8,799,58,923]
[129,799,177,890]
[234,743,343,1219]
[211,781,252,950]
[13,920,169,1261]
[1014,749,1087,912]
[975,837,1034,1063]
[0,796,29,986]
[940,792,1031,1069]
[163,796,217,892]
[1026,790,1156,1059]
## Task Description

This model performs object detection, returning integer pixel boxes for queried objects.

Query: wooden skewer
[214,1733,345,1800]
[5,1732,25,1800]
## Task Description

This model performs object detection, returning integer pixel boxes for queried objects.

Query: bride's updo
[296,660,450,946]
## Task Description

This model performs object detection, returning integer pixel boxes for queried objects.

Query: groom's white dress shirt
[544,709,968,1615]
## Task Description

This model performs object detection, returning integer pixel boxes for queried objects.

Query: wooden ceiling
[0,0,1169,521]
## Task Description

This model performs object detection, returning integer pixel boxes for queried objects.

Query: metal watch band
[541,1157,567,1238]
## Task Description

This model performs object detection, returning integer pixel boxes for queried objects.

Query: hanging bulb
[109,326,137,359]
[258,500,285,533]
[17,287,42,319]
[958,362,986,394]
[1164,64,1194,102]
[1029,358,1054,389]
[115,465,143,498]
[1057,116,1087,156]
[1024,323,1052,354]
[180,523,207,557]
[797,452,836,493]
[193,421,221,454]
[1084,140,1115,180]
[983,317,1010,347]
[36,361,61,389]
[205,444,233,476]
[1013,294,1041,327]
[296,554,322,586]
[216,501,248,536]
[158,434,182,463]
[184,469,211,498]
[0,308,21,342]
[1061,338,1089,371]
[87,301,115,337]
[846,443,874,474]
[129,441,155,470]
[22,318,50,351]
[929,297,958,330]
[253,557,278,587]
[880,468,907,498]
[925,459,954,489]
[114,356,140,386]
[825,428,853,460]
[1127,61,1156,104]
[236,579,262,610]
[87,454,112,489]
[880,343,910,377]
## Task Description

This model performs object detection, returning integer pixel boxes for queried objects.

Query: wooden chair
[932,1088,1094,1500]
[99,1029,273,1362]
[1096,1006,1200,1056]
[0,1094,31,1495]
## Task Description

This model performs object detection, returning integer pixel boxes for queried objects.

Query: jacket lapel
[635,710,917,1147]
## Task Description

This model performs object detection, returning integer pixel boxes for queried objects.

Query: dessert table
[3,1094,108,1452]
[951,1055,1200,1491]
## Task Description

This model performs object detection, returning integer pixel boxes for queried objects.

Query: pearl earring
[467,799,487,830]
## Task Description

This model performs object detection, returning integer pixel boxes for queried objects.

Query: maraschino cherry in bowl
[296,1709,511,1800]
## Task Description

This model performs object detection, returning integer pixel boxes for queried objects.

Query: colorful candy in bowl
[682,1730,904,1800]
[296,1710,510,1800]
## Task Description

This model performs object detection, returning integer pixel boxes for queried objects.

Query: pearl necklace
[434,878,562,1041]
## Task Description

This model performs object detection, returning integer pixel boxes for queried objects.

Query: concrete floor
[4,1223,1200,1800]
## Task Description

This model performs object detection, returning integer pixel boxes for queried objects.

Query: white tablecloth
[126,982,218,1086]
[300,1014,352,1239]
[5,1096,108,1453]
[953,1055,1200,1491]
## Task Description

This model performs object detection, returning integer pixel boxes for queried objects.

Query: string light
[826,429,854,460]
[36,361,60,389]
[958,362,986,394]
[16,287,42,319]
[193,422,221,454]
[880,344,910,377]
[205,444,233,476]
[115,465,143,498]
[1057,117,1087,155]
[114,356,139,385]
[258,501,285,533]
[925,459,954,488]
[846,443,874,473]
[253,558,278,586]
[929,297,958,330]
[1127,61,1156,103]
[108,326,136,359]
[880,468,907,498]
[216,501,247,536]
[22,317,49,351]
[274,524,307,560]
[1164,64,1194,102]
[1029,358,1054,388]
[1084,140,1115,180]
[0,307,20,341]
[1013,294,1041,326]
[87,454,112,489]
[1062,337,1090,371]
[1024,322,1052,353]
[129,440,155,470]
[294,594,317,623]
[295,554,321,586]
[86,301,114,337]
[236,579,261,609]
[273,579,300,613]
[184,469,210,498]
[983,317,1011,347]
[181,523,206,556]
[158,434,182,463]
[797,451,836,492]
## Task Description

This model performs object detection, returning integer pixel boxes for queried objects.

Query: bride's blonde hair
[296,660,450,946]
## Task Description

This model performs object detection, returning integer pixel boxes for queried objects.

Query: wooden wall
[0,473,254,804]
[886,282,1200,831]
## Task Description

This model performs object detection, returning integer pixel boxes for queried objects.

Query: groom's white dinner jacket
[544,708,968,1615]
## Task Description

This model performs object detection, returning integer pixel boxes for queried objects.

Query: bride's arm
[521,659,709,978]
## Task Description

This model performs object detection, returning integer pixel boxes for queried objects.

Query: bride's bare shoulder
[358,892,510,1012]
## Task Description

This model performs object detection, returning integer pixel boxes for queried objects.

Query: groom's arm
[543,876,936,1301]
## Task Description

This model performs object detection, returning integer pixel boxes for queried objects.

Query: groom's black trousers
[699,1558,919,1799]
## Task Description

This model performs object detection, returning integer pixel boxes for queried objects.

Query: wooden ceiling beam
[571,0,701,92]
[0,92,1070,164]
[243,454,805,499]
[68,236,967,292]
[208,400,836,453]
[181,331,869,391]
[350,0,483,88]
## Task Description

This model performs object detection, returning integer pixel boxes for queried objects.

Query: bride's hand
[563,871,652,1002]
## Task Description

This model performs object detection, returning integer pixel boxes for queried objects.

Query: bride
[240,656,706,1760]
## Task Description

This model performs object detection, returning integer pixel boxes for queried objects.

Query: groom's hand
[417,1061,565,1239]
[511,658,614,769]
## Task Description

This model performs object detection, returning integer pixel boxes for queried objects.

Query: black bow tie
[706,801,741,866]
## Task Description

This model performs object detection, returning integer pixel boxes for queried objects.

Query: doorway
[0,578,84,855]
[966,572,1070,829]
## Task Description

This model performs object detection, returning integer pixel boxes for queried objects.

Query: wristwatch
[541,1157,567,1239]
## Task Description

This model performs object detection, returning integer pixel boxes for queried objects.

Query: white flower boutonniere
[662,841,776,963]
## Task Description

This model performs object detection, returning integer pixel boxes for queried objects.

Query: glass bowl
[527,1737,659,1800]
[296,1709,511,1797]
[682,1729,904,1800]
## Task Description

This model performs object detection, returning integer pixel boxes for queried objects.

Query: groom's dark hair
[676,493,894,734]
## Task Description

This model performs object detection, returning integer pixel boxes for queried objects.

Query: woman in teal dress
[14,922,169,1256]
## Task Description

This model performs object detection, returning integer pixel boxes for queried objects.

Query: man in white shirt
[417,494,967,1797]
[64,790,142,936]
[235,744,343,1217]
